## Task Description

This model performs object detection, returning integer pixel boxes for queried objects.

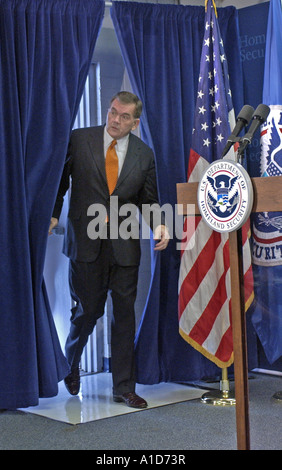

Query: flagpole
[200,367,236,406]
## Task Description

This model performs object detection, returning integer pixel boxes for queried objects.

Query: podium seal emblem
[197,159,253,233]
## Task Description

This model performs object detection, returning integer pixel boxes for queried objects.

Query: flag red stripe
[214,324,233,363]
[180,216,201,255]
[188,148,200,178]
[188,273,228,345]
[187,239,230,344]
[178,230,222,316]
[244,264,254,306]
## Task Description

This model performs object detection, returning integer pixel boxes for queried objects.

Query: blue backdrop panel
[238,1,270,178]
[0,0,104,409]
[111,2,244,383]
[240,0,282,370]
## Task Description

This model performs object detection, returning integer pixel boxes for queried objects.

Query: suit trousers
[65,236,139,395]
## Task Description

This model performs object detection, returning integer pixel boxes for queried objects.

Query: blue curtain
[111,2,244,383]
[0,0,104,409]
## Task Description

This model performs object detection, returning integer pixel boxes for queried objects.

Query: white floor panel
[20,373,207,425]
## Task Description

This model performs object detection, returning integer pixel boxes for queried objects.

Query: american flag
[178,0,253,368]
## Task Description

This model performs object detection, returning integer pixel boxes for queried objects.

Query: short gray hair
[110,91,143,119]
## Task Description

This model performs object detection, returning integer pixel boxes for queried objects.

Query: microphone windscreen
[253,104,270,122]
[237,105,254,124]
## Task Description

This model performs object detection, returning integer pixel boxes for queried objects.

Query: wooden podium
[177,174,282,450]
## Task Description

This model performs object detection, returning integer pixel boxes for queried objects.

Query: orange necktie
[105,139,118,195]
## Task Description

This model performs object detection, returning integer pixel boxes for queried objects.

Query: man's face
[106,98,140,140]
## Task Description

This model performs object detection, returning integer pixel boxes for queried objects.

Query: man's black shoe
[113,392,148,409]
[64,367,80,396]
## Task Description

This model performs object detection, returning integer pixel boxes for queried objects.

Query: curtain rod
[105,1,184,7]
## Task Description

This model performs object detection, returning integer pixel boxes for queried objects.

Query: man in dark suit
[49,91,169,408]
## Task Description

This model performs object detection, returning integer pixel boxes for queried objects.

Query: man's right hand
[49,217,58,235]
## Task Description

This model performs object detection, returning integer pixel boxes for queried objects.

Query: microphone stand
[237,138,250,166]
[221,135,243,162]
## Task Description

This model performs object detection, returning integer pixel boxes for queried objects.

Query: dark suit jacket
[53,125,165,266]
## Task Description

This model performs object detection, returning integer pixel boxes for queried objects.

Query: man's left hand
[153,225,170,251]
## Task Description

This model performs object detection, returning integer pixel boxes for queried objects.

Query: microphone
[238,104,270,155]
[221,104,254,157]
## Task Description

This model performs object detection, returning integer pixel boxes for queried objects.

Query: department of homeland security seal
[197,159,253,233]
